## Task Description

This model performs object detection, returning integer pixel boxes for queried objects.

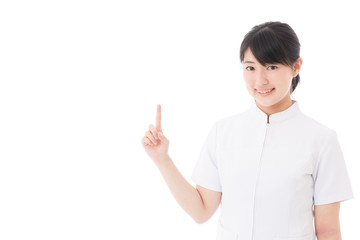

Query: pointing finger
[156,104,162,131]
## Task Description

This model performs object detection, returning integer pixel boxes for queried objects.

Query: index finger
[156,104,162,131]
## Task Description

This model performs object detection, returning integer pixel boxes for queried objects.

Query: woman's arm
[314,202,341,240]
[141,104,221,223]
[156,155,222,224]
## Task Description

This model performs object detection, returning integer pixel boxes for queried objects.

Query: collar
[248,99,301,124]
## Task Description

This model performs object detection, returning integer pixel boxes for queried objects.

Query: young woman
[141,21,353,240]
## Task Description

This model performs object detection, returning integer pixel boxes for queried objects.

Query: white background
[0,0,359,239]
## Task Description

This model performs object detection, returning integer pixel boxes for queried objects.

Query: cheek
[244,79,255,91]
[271,71,292,86]
[243,73,254,85]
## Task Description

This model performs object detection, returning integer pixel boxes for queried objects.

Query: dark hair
[239,21,301,94]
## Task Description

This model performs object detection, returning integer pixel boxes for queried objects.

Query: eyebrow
[244,61,255,64]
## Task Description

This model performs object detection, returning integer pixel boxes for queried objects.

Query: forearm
[155,154,206,223]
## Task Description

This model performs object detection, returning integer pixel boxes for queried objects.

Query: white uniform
[191,100,354,240]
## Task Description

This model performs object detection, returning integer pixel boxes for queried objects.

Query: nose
[255,69,269,85]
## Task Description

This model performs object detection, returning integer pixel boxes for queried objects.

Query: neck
[256,96,294,118]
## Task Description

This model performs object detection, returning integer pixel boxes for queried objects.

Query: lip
[256,88,274,91]
[256,88,275,96]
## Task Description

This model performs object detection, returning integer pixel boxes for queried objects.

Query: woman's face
[243,48,301,110]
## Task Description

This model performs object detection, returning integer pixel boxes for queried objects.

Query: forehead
[243,48,257,63]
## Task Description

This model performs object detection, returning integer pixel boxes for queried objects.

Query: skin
[141,105,221,223]
[314,202,342,239]
[242,47,302,119]
[141,49,342,238]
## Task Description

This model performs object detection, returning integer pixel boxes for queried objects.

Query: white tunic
[191,100,354,240]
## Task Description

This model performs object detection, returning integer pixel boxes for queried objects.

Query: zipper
[251,122,270,240]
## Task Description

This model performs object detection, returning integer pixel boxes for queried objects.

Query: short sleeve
[312,131,354,205]
[190,123,222,192]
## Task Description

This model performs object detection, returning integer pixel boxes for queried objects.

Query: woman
[141,21,353,240]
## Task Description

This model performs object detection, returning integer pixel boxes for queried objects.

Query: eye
[245,66,254,71]
[267,65,278,70]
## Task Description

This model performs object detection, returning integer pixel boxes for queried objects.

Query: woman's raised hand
[141,104,170,163]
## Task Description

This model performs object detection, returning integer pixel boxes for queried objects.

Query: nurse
[141,21,353,240]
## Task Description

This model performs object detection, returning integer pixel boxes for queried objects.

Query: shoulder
[297,112,336,137]
[291,112,340,153]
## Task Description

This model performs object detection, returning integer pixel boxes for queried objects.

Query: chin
[255,98,280,107]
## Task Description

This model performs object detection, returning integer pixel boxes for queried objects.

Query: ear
[292,57,303,77]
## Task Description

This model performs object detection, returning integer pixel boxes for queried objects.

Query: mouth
[256,88,275,96]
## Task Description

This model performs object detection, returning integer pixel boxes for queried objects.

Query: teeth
[258,89,272,93]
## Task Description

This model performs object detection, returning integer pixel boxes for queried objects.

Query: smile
[256,88,275,95]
